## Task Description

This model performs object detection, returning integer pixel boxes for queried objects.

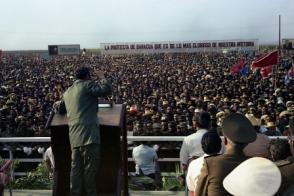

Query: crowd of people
[0,50,293,139]
[1,49,294,194]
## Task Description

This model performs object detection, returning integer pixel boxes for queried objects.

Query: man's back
[132,144,157,175]
[195,152,247,196]
[64,80,99,125]
[180,129,207,165]
[63,79,111,148]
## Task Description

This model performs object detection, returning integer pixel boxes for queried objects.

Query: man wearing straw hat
[264,121,282,136]
[195,113,256,196]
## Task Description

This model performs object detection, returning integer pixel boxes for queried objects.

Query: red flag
[251,50,278,69]
[260,65,273,78]
[230,58,245,74]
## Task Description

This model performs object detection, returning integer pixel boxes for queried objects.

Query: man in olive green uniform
[276,117,294,195]
[61,67,111,196]
[195,113,256,196]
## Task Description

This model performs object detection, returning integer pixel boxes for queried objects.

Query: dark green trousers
[71,143,100,196]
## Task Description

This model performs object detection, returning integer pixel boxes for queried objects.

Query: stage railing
[0,136,287,178]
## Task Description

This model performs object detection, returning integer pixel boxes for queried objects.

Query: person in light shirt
[132,141,158,179]
[180,112,211,171]
[186,131,222,196]
[44,146,54,175]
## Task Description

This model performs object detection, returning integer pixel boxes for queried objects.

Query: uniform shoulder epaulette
[275,159,291,167]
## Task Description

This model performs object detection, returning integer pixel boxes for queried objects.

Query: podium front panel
[48,104,126,196]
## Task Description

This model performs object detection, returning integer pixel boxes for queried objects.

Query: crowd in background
[0,51,293,139]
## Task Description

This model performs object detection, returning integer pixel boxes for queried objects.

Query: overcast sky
[0,0,293,50]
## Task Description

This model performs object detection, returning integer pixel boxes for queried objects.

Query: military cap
[222,113,256,143]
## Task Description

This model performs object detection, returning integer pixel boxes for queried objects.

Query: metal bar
[9,150,14,180]
[0,136,287,143]
[13,172,26,176]
[6,158,44,163]
[0,137,50,142]
[128,158,180,162]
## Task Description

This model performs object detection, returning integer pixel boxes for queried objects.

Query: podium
[47,104,128,196]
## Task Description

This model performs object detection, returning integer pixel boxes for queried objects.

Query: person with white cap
[223,157,281,196]
[195,113,256,196]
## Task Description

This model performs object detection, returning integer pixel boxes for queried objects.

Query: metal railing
[0,136,287,178]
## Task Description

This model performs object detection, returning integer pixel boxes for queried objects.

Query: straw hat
[265,122,276,128]
[279,110,293,118]
[245,114,261,127]
[216,111,225,118]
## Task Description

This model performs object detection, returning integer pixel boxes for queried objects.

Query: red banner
[251,50,278,69]
[230,58,245,74]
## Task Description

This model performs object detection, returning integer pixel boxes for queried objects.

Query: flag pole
[275,15,281,90]
[279,15,281,55]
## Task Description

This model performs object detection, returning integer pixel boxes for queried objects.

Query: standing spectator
[264,121,282,136]
[195,113,256,196]
[186,131,222,195]
[244,114,270,158]
[180,112,211,171]
[44,146,54,176]
[274,117,294,195]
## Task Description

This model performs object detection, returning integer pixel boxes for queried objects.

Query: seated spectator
[186,131,222,196]
[244,114,270,158]
[132,140,158,180]
[223,157,281,196]
[180,112,211,171]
